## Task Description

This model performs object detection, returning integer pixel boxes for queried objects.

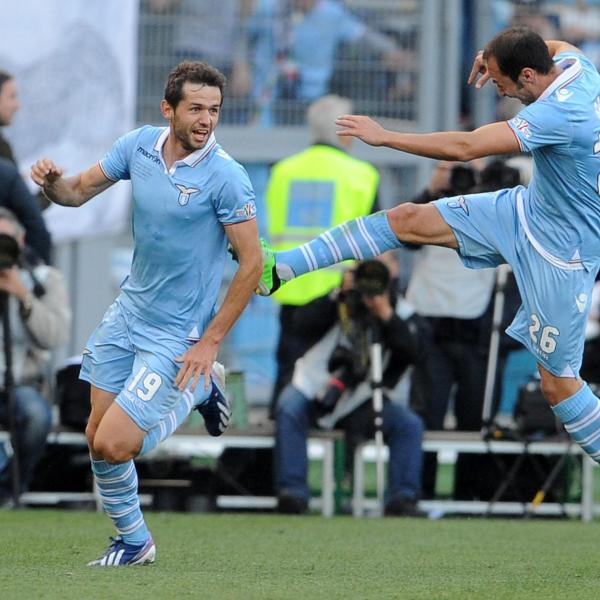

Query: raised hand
[467,50,491,89]
[30,158,63,187]
[335,115,388,147]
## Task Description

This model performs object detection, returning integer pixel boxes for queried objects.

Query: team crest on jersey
[510,117,532,139]
[447,196,469,215]
[234,202,257,218]
[175,184,200,206]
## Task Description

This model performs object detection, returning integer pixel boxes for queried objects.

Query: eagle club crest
[175,184,200,206]
[448,195,469,215]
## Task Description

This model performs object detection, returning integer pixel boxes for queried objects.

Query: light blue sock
[91,459,150,545]
[277,211,401,278]
[139,390,196,457]
[552,384,600,462]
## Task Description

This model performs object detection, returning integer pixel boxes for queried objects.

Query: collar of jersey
[539,55,582,101]
[153,127,217,169]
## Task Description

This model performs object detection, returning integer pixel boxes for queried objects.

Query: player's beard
[174,120,211,154]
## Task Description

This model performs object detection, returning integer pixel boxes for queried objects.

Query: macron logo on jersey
[510,117,532,139]
[136,146,162,165]
[595,96,600,120]
[576,293,588,313]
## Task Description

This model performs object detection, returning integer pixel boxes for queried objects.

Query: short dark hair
[164,61,227,109]
[0,70,14,94]
[483,27,554,83]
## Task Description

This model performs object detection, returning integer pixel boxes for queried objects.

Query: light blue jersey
[99,125,256,339]
[507,51,600,271]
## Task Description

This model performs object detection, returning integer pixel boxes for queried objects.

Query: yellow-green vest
[266,145,379,305]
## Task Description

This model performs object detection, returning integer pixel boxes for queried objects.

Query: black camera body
[0,233,20,271]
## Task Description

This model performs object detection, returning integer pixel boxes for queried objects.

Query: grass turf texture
[0,510,598,599]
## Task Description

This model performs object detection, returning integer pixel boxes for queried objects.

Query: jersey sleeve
[507,100,572,152]
[214,162,257,225]
[334,5,366,43]
[99,128,143,181]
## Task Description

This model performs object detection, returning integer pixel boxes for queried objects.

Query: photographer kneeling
[274,258,424,516]
[0,208,71,505]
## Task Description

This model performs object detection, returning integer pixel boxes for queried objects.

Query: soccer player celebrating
[258,27,600,467]
[31,62,262,566]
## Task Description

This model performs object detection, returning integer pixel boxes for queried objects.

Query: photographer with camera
[0,208,70,506]
[274,258,424,516]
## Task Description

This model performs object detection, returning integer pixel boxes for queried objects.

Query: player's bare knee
[539,378,560,405]
[94,437,137,463]
[539,374,581,406]
[387,203,421,240]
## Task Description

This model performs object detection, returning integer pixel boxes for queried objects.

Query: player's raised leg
[258,203,456,295]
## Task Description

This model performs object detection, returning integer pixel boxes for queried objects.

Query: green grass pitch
[0,510,598,599]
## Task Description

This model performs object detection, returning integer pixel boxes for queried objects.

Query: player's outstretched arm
[31,160,114,207]
[336,116,520,162]
[174,218,263,392]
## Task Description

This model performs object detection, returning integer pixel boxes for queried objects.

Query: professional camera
[479,159,521,192]
[337,259,391,320]
[317,260,391,412]
[0,233,20,271]
[448,164,477,195]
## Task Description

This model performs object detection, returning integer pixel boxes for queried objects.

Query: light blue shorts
[80,299,210,431]
[434,187,598,378]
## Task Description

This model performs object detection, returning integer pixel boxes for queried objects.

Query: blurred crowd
[141,0,419,125]
[140,0,600,127]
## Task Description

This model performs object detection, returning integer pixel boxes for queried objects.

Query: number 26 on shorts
[528,313,559,354]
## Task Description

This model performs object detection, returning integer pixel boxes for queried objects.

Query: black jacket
[0,158,51,263]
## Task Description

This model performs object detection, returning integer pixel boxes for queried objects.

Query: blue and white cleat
[87,536,156,567]
[194,361,231,436]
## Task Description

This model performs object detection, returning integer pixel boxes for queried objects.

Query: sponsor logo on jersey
[175,184,200,206]
[447,195,469,215]
[510,117,532,139]
[136,146,162,165]
[234,202,257,218]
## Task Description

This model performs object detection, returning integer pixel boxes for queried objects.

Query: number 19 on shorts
[128,366,163,401]
[528,313,559,354]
